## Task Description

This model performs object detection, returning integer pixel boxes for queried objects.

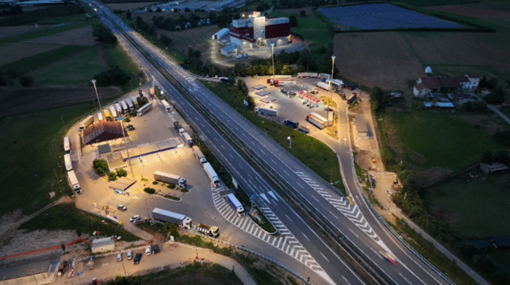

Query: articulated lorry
[152,208,192,229]
[197,224,220,238]
[121,101,129,113]
[307,115,325,129]
[182,132,193,147]
[297,72,318,78]
[347,93,357,104]
[162,100,171,112]
[64,153,72,171]
[109,106,118,119]
[192,146,207,164]
[174,121,184,134]
[63,137,70,153]
[284,119,299,129]
[316,81,331,91]
[115,103,123,115]
[153,171,187,187]
[255,107,278,117]
[203,162,220,187]
[310,112,327,124]
[227,194,245,217]
[67,170,81,194]
[131,97,139,109]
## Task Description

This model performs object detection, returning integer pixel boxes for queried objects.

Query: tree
[116,168,127,177]
[494,131,510,147]
[369,86,385,113]
[93,24,117,45]
[481,151,493,164]
[194,49,201,58]
[493,151,510,165]
[126,10,132,20]
[93,159,109,176]
[108,171,117,181]
[300,10,306,17]
[156,7,162,12]
[485,87,506,104]
[184,7,190,12]
[159,34,172,46]
[289,15,298,27]
[19,75,33,86]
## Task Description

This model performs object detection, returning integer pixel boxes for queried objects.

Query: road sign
[118,117,124,121]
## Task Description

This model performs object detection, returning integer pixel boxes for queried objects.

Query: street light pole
[288,136,292,148]
[91,79,102,111]
[271,43,275,78]
[328,56,335,127]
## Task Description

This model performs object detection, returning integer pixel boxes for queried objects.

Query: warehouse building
[229,12,291,48]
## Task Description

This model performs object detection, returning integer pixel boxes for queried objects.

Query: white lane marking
[229,153,234,158]
[349,228,359,238]
[399,273,413,285]
[320,252,330,262]
[201,123,205,127]
[285,214,293,223]
[328,210,338,219]
[283,170,290,176]
[238,163,243,169]
[301,232,310,241]
[271,159,277,164]
[221,145,226,150]
[311,195,320,203]
[342,276,352,285]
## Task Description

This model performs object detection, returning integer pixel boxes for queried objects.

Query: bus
[137,102,153,117]
[63,137,70,153]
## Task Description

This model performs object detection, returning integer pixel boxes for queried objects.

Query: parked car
[152,244,160,254]
[127,250,133,260]
[130,215,141,223]
[126,125,135,131]
[117,253,122,262]
[145,246,152,255]
[133,253,142,265]
[298,126,310,134]
[117,205,127,211]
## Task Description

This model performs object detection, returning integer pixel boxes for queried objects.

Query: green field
[37,14,89,24]
[0,45,89,76]
[103,44,144,91]
[385,103,507,171]
[270,10,332,44]
[0,102,108,217]
[201,81,344,194]
[31,47,103,85]
[0,20,96,43]
[425,171,510,238]
[20,203,139,242]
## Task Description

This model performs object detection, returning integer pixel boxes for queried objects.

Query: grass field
[31,47,103,85]
[0,102,109,217]
[425,170,510,238]
[20,203,140,242]
[103,44,145,91]
[0,19,97,43]
[106,262,242,285]
[201,81,344,194]
[0,45,89,76]
[270,10,332,44]
[37,14,89,24]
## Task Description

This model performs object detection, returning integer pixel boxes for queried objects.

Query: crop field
[0,42,60,66]
[37,14,89,24]
[30,47,104,85]
[25,25,96,46]
[105,2,162,10]
[428,4,510,19]
[0,20,97,43]
[333,32,423,90]
[0,25,51,39]
[319,4,463,30]
[270,10,331,45]
[425,170,510,238]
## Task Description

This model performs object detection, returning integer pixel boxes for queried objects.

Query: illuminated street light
[288,136,292,148]
[91,79,102,111]
[328,55,336,127]
[271,43,275,78]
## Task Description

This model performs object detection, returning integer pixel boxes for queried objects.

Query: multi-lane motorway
[84,2,452,284]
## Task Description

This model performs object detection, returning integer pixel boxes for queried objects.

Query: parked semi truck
[307,115,325,129]
[284,119,299,129]
[197,224,220,238]
[255,107,278,117]
[63,137,70,153]
[227,194,245,217]
[152,208,192,229]
[173,121,184,134]
[137,103,152,117]
[153,171,187,187]
[182,132,193,147]
[203,162,220,187]
[109,106,118,119]
[192,146,207,164]
[64,153,72,171]
[297,72,318,78]
[97,112,104,122]
[67,170,81,194]
[347,93,357,104]
[131,97,139,108]
[316,81,331,91]
[310,112,327,124]
[104,109,111,121]
[126,99,134,111]
[162,100,171,112]
[121,101,129,113]
[115,103,123,115]
[80,116,94,132]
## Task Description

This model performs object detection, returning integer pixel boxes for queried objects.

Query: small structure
[480,88,491,96]
[423,102,455,108]
[480,163,508,174]
[425,66,432,74]
[355,114,368,138]
[212,28,229,40]
[220,46,237,57]
[97,144,112,156]
[109,177,136,193]
[413,83,430,98]
[91,237,115,254]
[82,122,126,146]
[448,93,476,106]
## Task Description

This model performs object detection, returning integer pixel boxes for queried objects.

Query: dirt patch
[0,86,122,116]
[333,32,424,90]
[105,2,159,11]
[0,25,51,39]
[0,42,61,66]
[24,26,96,46]
[158,25,220,63]
[428,5,510,19]
[429,205,456,224]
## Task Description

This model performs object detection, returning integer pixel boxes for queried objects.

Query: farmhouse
[229,12,291,48]
[413,75,478,97]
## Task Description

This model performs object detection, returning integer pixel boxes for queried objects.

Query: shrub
[144,188,155,194]
[92,159,108,176]
[108,172,117,181]
[167,183,176,189]
[181,188,189,193]
[124,117,131,123]
[152,181,159,185]
[92,65,130,87]
[19,75,33,86]
[116,168,127,177]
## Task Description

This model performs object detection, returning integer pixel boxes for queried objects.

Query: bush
[124,117,131,123]
[181,188,189,193]
[92,65,130,87]
[116,168,127,177]
[167,183,176,189]
[494,131,510,147]
[92,159,108,176]
[126,10,131,20]
[152,181,159,185]
[19,75,33,86]
[459,101,487,112]
[144,187,155,194]
[108,171,117,181]
[93,24,118,46]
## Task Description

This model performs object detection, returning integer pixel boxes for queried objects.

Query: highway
[85,2,452,284]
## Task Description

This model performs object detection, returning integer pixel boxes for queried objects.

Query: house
[480,163,508,174]
[413,75,471,97]
[465,74,480,89]
[413,83,431,97]
[220,45,237,57]
[91,237,115,253]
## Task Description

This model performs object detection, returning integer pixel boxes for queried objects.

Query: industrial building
[229,12,291,48]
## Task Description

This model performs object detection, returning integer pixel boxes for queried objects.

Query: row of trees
[92,66,130,87]
[93,24,118,46]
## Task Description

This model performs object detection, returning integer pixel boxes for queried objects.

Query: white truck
[126,99,134,111]
[297,72,318,78]
[79,116,94,132]
[115,103,123,115]
[227,194,245,217]
[97,112,104,122]
[197,224,220,238]
[256,107,278,117]
[120,101,129,113]
[316,81,331,91]
[153,171,186,187]
[152,208,192,229]
[307,115,325,129]
[203,162,220,187]
[109,106,118,119]
[162,100,171,112]
[63,137,70,153]
[67,170,81,194]
[310,112,327,124]
[64,153,72,171]
[131,97,139,109]
[192,146,207,165]
[182,132,193,147]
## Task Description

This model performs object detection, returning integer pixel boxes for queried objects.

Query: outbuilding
[220,46,237,57]
[355,114,368,138]
[91,237,115,254]
[480,163,508,174]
